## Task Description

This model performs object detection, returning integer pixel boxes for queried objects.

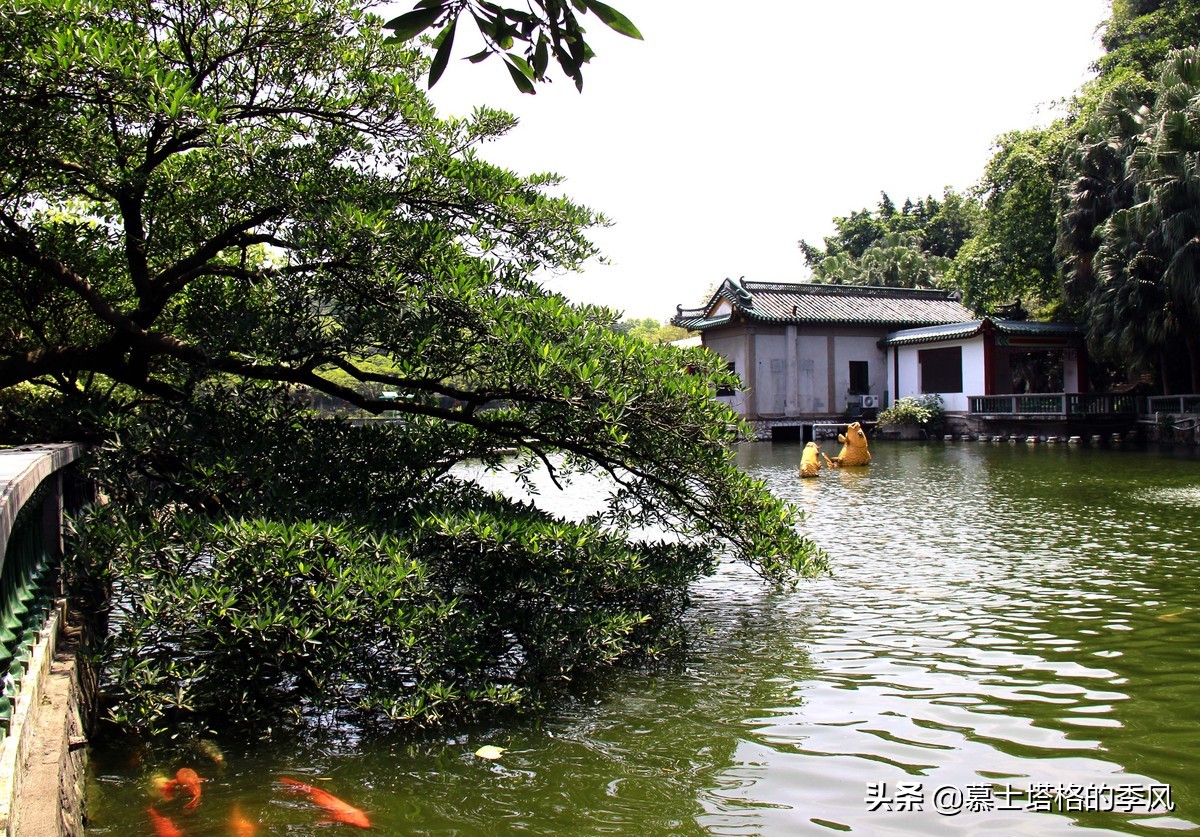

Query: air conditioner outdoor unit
[860,395,880,409]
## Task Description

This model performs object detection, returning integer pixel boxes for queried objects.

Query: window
[848,361,869,394]
[918,346,963,393]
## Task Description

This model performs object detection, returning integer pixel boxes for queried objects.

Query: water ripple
[85,443,1200,836]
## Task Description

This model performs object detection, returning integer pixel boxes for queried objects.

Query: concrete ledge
[0,603,65,835]
[9,602,94,837]
[0,446,92,836]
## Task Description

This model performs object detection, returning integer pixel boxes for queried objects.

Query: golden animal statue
[799,441,822,477]
[822,421,872,467]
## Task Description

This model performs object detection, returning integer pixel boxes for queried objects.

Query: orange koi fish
[279,776,371,829]
[229,802,258,836]
[154,767,204,811]
[147,806,184,837]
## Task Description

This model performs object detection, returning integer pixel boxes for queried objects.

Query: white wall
[961,340,986,404]
[1063,349,1082,392]
[893,337,984,412]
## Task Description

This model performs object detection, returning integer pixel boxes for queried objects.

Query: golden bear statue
[822,421,872,467]
[799,441,822,477]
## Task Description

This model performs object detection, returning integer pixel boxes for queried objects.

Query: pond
[86,441,1200,835]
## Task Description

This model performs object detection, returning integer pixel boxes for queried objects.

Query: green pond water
[85,441,1200,835]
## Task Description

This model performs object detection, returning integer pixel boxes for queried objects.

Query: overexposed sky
[419,1,1110,320]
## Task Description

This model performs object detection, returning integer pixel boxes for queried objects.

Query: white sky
[418,1,1111,320]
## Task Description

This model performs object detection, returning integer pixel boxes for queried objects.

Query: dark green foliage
[1052,1,1200,388]
[68,489,711,735]
[1087,47,1200,391]
[1098,0,1200,79]
[799,190,979,289]
[948,126,1072,316]
[385,0,642,92]
[1056,74,1154,315]
[1,0,826,739]
[800,191,979,269]
[52,386,731,736]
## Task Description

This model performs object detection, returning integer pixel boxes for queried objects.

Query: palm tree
[813,253,861,284]
[1092,204,1173,383]
[1133,47,1200,390]
[816,233,950,289]
[1057,78,1152,312]
[1091,46,1200,391]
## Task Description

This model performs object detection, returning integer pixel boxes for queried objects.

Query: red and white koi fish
[153,767,204,811]
[279,776,371,829]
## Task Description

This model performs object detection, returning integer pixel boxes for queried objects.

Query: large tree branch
[1,317,729,545]
[166,349,709,525]
[0,212,143,338]
[318,355,544,409]
[47,158,121,202]
[140,205,287,323]
[0,339,183,401]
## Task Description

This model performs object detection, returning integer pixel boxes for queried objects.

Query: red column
[982,321,996,396]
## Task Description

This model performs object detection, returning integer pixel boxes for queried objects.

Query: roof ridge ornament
[731,275,753,305]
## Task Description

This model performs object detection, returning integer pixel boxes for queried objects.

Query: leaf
[474,745,506,759]
[533,37,549,78]
[384,5,445,42]
[503,59,536,94]
[582,0,643,40]
[505,53,534,80]
[428,17,457,88]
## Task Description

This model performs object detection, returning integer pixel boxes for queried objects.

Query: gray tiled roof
[883,319,1084,347]
[673,279,974,330]
[882,321,985,346]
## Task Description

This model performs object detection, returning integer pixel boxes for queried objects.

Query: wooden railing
[1147,395,1200,414]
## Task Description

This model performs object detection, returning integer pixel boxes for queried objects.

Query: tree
[1090,46,1200,391]
[813,233,951,289]
[1098,0,1200,79]
[612,317,691,344]
[947,127,1070,315]
[0,0,825,737]
[1055,1,1200,389]
[384,0,642,92]
[800,205,888,266]
[1056,74,1154,316]
[917,191,981,259]
[801,190,976,288]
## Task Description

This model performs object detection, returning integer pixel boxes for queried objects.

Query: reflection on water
[87,442,1200,835]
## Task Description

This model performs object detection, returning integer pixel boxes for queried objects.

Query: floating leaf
[474,745,506,760]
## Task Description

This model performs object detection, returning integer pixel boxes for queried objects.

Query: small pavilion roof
[882,319,1084,347]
